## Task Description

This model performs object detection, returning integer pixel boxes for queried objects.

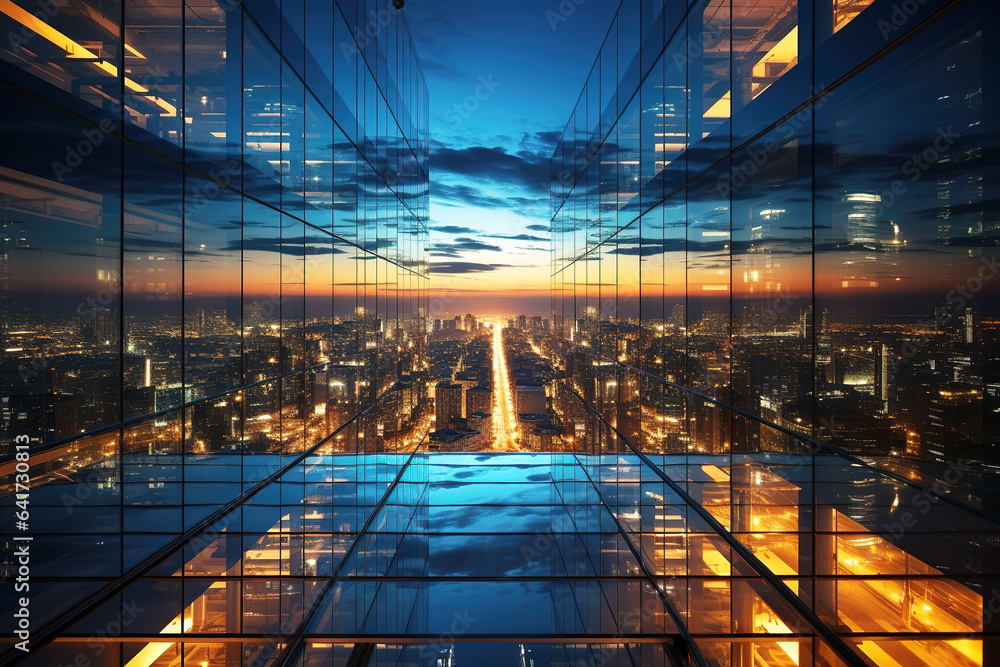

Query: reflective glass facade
[549,0,1000,664]
[0,0,429,659]
[3,0,1000,665]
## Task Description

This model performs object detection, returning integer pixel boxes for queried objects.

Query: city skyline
[2,0,999,665]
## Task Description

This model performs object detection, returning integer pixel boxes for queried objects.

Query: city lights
[491,322,519,448]
[1,0,996,662]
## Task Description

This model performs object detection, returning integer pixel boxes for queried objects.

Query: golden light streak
[491,323,519,449]
[0,0,149,92]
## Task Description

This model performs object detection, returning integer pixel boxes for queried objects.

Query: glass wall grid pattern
[0,0,430,650]
[550,0,1000,665]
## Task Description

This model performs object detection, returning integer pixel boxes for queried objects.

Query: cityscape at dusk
[1,0,999,666]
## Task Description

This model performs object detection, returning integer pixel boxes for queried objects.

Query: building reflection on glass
[547,0,1000,664]
[1,0,999,666]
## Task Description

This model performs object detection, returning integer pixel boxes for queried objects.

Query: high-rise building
[4,1,1000,665]
[434,380,463,428]
[514,380,546,416]
[466,411,492,449]
[549,1,1000,665]
[0,0,429,661]
[466,384,493,416]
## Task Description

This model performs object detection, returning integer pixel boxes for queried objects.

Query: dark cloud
[431,225,482,235]
[431,144,549,193]
[429,262,502,274]
[454,237,503,251]
[428,262,519,274]
[482,233,549,242]
[431,237,504,255]
[533,130,562,146]
[433,182,513,210]
[525,224,550,232]
[225,236,344,256]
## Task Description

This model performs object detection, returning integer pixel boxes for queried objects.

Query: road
[491,324,519,449]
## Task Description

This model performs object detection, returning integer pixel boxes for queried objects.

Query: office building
[3,1,1000,666]
[515,380,547,416]
[434,380,463,428]
[549,0,1000,664]
[466,384,493,416]
[0,0,430,663]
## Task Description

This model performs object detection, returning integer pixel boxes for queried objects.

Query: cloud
[428,262,520,274]
[430,225,482,235]
[431,144,549,192]
[525,224,550,232]
[532,130,561,146]
[453,237,503,251]
[433,182,513,210]
[430,237,504,256]
[226,236,344,256]
[432,182,550,217]
[482,233,549,242]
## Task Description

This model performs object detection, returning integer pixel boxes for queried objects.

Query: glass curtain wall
[0,0,430,651]
[550,0,1000,665]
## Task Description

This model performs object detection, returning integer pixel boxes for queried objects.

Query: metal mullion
[572,452,708,667]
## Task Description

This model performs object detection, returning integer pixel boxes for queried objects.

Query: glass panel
[183,172,241,402]
[731,118,813,448]
[124,146,183,417]
[125,0,184,146]
[0,0,122,111]
[0,91,122,446]
[243,19,283,206]
[185,0,240,167]
[815,6,986,484]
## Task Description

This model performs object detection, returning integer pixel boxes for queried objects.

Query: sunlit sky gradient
[404,0,618,315]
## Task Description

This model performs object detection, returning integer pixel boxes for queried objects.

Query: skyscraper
[434,380,463,428]
[0,0,428,662]
[3,1,1000,665]
[549,0,1000,664]
[466,384,493,416]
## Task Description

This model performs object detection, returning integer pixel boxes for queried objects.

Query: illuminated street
[491,323,519,449]
[4,0,998,662]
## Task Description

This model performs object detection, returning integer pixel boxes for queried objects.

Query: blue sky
[404,0,619,314]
